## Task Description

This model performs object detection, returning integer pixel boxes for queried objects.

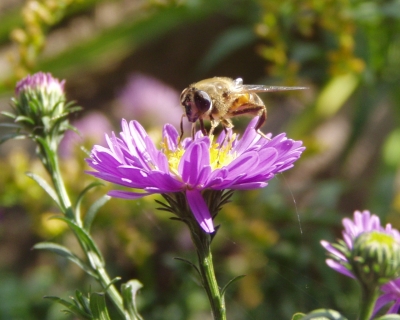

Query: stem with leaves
[33,135,140,320]
[160,191,238,320]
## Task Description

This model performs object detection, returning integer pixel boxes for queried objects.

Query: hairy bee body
[180,77,305,137]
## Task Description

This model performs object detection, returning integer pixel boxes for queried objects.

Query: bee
[180,77,306,138]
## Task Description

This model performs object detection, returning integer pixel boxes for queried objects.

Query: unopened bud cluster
[10,72,78,145]
[350,231,400,288]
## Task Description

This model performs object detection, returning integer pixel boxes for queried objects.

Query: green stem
[38,137,129,319]
[96,265,125,313]
[358,284,379,320]
[187,218,226,320]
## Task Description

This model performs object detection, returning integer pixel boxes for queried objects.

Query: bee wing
[240,84,308,93]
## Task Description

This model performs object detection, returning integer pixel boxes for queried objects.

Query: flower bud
[11,72,78,146]
[350,231,400,288]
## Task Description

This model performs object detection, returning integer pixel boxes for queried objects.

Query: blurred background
[0,0,399,319]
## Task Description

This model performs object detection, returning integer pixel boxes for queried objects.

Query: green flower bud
[350,231,400,289]
[10,72,79,148]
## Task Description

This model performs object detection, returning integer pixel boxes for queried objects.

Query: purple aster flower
[321,210,400,278]
[86,116,305,233]
[374,278,400,316]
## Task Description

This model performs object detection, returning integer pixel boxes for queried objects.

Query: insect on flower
[180,77,307,138]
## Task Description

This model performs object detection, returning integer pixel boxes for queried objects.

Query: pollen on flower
[162,134,237,176]
[209,138,236,170]
[163,143,185,176]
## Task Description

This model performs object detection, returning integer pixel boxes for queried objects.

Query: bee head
[180,87,212,123]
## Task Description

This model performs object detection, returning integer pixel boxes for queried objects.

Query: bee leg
[191,123,196,139]
[179,114,185,141]
[199,119,208,136]
[208,119,220,137]
[255,109,270,140]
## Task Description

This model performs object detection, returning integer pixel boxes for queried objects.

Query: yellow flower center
[162,134,237,177]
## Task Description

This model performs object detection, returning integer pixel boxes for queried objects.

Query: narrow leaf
[221,275,246,297]
[74,290,91,314]
[33,242,97,278]
[292,313,306,320]
[45,296,92,319]
[75,182,105,222]
[26,172,60,207]
[53,217,105,266]
[15,115,35,125]
[84,195,110,232]
[0,122,22,128]
[376,316,400,320]
[174,257,201,276]
[301,309,348,320]
[121,280,144,320]
[1,111,17,119]
[104,277,121,292]
[90,293,111,320]
[0,133,26,145]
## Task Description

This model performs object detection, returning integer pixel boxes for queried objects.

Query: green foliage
[121,280,144,320]
[299,309,348,320]
[1,0,400,319]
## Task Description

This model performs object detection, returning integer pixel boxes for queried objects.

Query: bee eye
[194,90,212,113]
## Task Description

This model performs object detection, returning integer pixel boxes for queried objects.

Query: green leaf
[174,257,201,277]
[292,313,306,320]
[33,242,97,278]
[53,216,105,267]
[315,73,359,118]
[74,290,91,314]
[0,122,22,128]
[45,296,92,319]
[25,172,60,207]
[0,133,26,145]
[90,293,111,320]
[1,111,17,119]
[121,280,144,320]
[300,309,348,320]
[84,195,111,232]
[221,275,246,297]
[15,115,35,125]
[383,128,400,167]
[376,315,400,320]
[74,182,105,223]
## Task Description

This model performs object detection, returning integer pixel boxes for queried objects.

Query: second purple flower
[86,117,305,233]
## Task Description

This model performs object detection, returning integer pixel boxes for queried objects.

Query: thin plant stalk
[37,136,127,319]
[358,284,379,320]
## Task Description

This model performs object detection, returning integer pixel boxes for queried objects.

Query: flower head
[350,231,400,288]
[15,72,65,100]
[321,210,400,279]
[6,72,79,147]
[14,72,66,122]
[86,117,305,233]
[374,278,400,316]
